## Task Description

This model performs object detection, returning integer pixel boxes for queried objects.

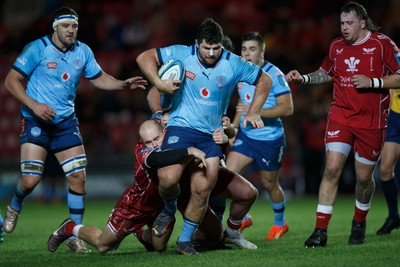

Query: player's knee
[158,171,180,189]
[20,160,44,190]
[379,165,393,181]
[61,154,87,178]
[323,164,342,182]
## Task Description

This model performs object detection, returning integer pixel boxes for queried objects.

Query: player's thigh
[54,145,85,163]
[226,151,253,173]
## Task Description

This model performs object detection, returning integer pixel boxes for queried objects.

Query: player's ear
[195,39,199,48]
[360,20,366,29]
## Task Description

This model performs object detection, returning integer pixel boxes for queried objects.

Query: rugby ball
[158,59,185,82]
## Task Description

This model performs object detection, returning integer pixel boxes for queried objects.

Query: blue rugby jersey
[157,44,263,134]
[12,35,102,124]
[237,61,291,141]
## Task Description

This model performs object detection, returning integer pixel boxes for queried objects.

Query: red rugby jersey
[321,31,400,129]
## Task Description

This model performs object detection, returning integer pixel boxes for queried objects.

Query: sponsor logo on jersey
[16,57,27,66]
[167,136,179,144]
[47,62,57,69]
[200,88,210,98]
[336,48,344,55]
[216,75,225,88]
[327,130,340,138]
[62,72,70,81]
[245,93,252,102]
[237,82,243,89]
[344,57,360,73]
[185,70,195,80]
[363,47,376,54]
[31,127,41,137]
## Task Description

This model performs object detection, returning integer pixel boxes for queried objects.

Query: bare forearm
[306,69,332,84]
[247,72,271,115]
[136,49,162,88]
[5,71,36,109]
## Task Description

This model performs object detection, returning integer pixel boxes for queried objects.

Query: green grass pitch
[1,195,399,267]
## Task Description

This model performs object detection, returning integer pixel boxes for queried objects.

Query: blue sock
[243,213,250,220]
[178,217,199,243]
[209,198,227,222]
[68,189,86,241]
[270,200,286,226]
[11,184,31,211]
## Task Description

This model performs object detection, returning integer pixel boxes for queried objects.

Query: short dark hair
[341,2,380,32]
[241,32,265,51]
[222,35,235,52]
[53,7,78,20]
[196,18,224,45]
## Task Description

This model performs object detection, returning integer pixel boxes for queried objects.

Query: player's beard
[57,31,76,49]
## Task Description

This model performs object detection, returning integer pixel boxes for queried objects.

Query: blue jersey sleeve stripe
[191,45,196,55]
[275,91,291,98]
[156,48,164,65]
[251,68,263,86]
[225,51,231,60]
[12,66,29,78]
[87,70,102,80]
[264,65,273,73]
[40,37,48,47]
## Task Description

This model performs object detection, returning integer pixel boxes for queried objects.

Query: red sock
[227,219,241,230]
[65,221,77,237]
[315,212,332,229]
[353,206,369,223]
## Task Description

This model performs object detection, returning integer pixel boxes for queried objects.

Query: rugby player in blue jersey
[137,18,272,255]
[226,32,293,239]
[3,7,147,252]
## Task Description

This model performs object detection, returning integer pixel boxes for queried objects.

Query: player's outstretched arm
[90,72,147,91]
[286,69,332,85]
[352,73,400,89]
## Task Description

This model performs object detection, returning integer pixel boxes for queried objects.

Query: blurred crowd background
[1,0,400,200]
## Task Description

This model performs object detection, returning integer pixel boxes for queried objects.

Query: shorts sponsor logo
[234,139,243,146]
[31,126,41,137]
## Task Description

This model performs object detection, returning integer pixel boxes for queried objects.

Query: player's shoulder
[370,32,392,41]
[72,40,93,53]
[369,32,399,51]
[262,61,282,74]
